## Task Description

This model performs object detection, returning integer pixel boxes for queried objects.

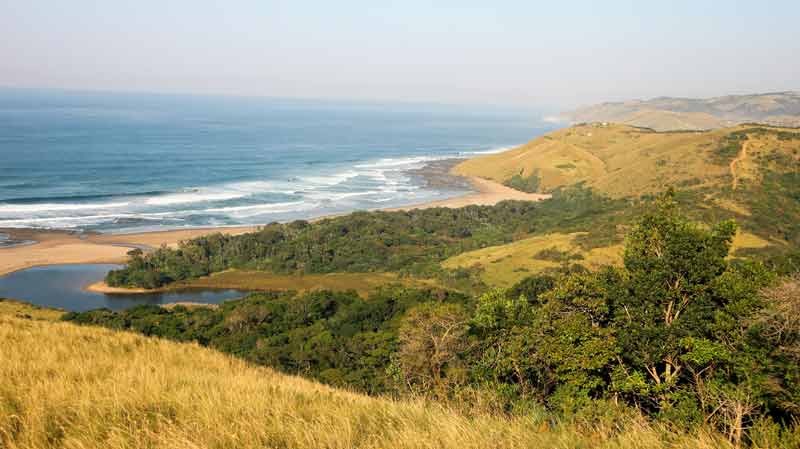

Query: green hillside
[454,124,800,254]
[0,299,756,449]
[48,200,800,448]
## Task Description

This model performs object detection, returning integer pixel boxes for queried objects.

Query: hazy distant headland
[560,91,800,131]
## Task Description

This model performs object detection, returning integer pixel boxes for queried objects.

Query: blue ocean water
[0,89,552,233]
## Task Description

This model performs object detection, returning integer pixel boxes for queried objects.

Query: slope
[560,92,800,131]
[0,300,738,449]
[454,123,800,200]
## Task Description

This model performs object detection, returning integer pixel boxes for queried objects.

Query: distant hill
[560,92,800,131]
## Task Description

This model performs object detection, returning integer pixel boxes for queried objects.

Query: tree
[535,271,619,411]
[616,193,736,408]
[397,303,469,395]
[753,274,800,416]
[470,271,620,408]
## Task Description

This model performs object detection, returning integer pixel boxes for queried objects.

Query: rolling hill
[559,92,800,131]
[454,123,800,199]
[451,123,800,280]
[0,299,739,449]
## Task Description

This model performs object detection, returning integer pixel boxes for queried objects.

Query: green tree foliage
[466,193,793,444]
[616,194,737,409]
[504,171,541,193]
[65,286,469,394]
[107,188,630,288]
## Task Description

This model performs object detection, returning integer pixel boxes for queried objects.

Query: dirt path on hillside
[730,139,749,190]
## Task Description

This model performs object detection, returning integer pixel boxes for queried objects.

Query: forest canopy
[106,187,629,289]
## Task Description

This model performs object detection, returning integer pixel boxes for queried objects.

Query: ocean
[0,89,553,233]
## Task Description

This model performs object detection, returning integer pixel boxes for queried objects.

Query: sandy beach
[0,175,548,277]
[0,226,259,277]
[392,177,549,210]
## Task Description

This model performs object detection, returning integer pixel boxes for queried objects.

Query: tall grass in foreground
[0,312,740,449]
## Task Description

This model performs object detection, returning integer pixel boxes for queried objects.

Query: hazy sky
[1,0,798,109]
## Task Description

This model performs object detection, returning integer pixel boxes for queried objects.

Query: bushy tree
[397,303,469,395]
[614,193,737,411]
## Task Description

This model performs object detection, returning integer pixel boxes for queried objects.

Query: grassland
[181,270,440,296]
[442,230,773,287]
[559,92,800,131]
[0,302,748,449]
[452,123,800,263]
[0,298,65,321]
[442,232,623,287]
[453,124,800,199]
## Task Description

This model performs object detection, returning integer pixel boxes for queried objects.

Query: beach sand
[391,177,549,210]
[0,226,259,277]
[0,175,548,277]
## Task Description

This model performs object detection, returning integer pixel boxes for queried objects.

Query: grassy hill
[442,232,624,287]
[450,124,800,279]
[0,299,741,449]
[442,229,771,287]
[454,123,800,198]
[454,123,800,225]
[560,92,800,131]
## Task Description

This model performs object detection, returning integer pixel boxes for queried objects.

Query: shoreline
[0,162,548,279]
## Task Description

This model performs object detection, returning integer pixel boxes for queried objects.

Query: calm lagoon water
[0,264,246,312]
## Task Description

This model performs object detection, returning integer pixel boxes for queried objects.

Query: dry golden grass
[613,109,725,131]
[0,307,739,449]
[731,230,772,252]
[442,233,624,287]
[88,271,443,297]
[453,124,800,199]
[443,230,772,287]
[559,92,800,131]
[0,298,65,321]
[180,270,440,296]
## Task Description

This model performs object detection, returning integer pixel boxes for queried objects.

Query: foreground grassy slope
[454,123,800,199]
[1,302,738,449]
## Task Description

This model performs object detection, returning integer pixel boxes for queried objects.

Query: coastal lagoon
[0,264,246,311]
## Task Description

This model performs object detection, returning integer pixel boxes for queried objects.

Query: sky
[1,0,798,109]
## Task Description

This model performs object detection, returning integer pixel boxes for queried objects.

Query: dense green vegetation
[107,187,630,289]
[70,195,800,446]
[503,171,541,193]
[712,131,746,163]
[741,170,800,246]
[66,287,469,394]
